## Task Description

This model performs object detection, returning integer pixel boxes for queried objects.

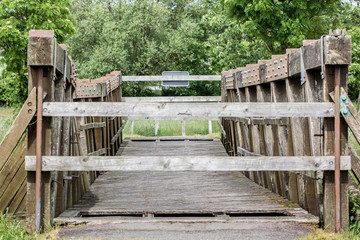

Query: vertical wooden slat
[285,78,307,209]
[323,65,349,231]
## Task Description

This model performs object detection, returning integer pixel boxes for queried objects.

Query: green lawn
[122,120,221,138]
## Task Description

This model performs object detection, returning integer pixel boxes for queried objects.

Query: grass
[122,120,221,138]
[300,228,360,240]
[0,212,61,240]
[0,106,18,142]
[0,213,34,240]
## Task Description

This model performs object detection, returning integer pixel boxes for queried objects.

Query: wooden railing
[220,30,352,231]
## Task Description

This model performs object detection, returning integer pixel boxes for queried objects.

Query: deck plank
[56,137,317,224]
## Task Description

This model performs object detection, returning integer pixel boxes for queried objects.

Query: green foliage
[0,72,27,105]
[201,3,270,73]
[68,0,210,96]
[222,0,341,53]
[349,186,360,235]
[0,213,34,240]
[347,27,360,100]
[0,0,75,105]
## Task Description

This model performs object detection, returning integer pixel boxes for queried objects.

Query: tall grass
[0,107,18,142]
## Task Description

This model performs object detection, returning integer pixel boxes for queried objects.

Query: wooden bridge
[0,29,358,236]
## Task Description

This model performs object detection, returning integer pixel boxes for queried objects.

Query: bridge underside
[55,137,317,225]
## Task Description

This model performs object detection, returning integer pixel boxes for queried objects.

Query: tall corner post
[26,30,57,233]
[323,32,351,232]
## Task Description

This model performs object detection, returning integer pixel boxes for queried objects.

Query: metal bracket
[320,35,325,79]
[52,39,57,81]
[300,47,306,85]
[63,52,68,89]
[340,95,350,116]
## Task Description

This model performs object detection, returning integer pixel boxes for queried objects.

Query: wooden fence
[24,30,123,231]
[220,30,353,231]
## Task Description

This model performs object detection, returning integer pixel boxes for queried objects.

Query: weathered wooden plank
[323,65,349,231]
[27,30,55,66]
[79,122,106,131]
[0,135,27,201]
[122,75,221,82]
[330,87,360,146]
[324,35,352,65]
[87,148,107,156]
[237,147,262,156]
[110,124,126,144]
[42,102,334,117]
[288,35,351,77]
[7,179,26,213]
[349,145,360,181]
[0,88,36,171]
[25,156,351,171]
[123,96,221,103]
[56,171,318,226]
[0,161,26,212]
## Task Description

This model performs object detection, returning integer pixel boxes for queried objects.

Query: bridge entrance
[0,29,350,235]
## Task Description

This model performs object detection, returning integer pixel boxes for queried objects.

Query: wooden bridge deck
[55,137,317,225]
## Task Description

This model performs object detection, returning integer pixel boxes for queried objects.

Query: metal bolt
[27,102,32,106]
[28,109,33,114]
[341,95,347,101]
[315,163,319,167]
[343,109,349,115]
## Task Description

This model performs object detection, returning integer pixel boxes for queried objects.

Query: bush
[0,71,27,106]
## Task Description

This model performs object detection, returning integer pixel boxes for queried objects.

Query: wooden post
[182,120,186,137]
[208,120,212,135]
[155,120,159,136]
[323,65,349,231]
[27,30,56,232]
[129,120,134,135]
[270,81,291,200]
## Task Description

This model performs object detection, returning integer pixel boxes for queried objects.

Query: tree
[201,3,270,73]
[68,0,216,97]
[0,0,75,105]
[222,0,341,53]
[336,0,360,100]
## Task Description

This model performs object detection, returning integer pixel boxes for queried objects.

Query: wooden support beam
[330,87,360,146]
[110,124,126,144]
[25,156,351,172]
[0,88,36,171]
[237,146,262,156]
[122,75,221,82]
[42,102,334,118]
[79,122,106,131]
[87,148,106,157]
[323,65,349,231]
